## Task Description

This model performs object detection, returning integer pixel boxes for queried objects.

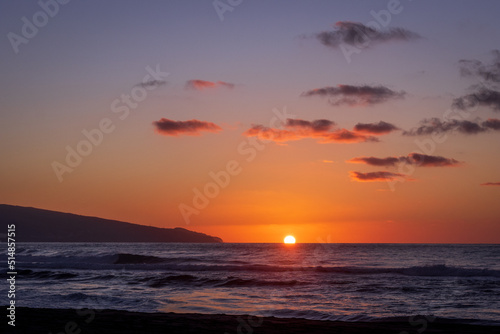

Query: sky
[1,0,500,243]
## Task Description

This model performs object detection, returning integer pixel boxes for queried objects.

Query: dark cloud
[483,118,500,130]
[301,84,405,106]
[348,153,460,167]
[350,171,408,182]
[348,156,401,167]
[404,153,461,167]
[136,80,167,89]
[243,118,379,144]
[328,129,379,143]
[186,80,235,90]
[459,50,500,83]
[402,118,500,136]
[315,21,420,49]
[454,51,500,112]
[481,182,500,186]
[452,87,500,111]
[354,121,399,134]
[153,118,222,136]
[286,119,336,132]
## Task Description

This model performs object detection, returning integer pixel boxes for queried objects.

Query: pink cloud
[185,80,235,90]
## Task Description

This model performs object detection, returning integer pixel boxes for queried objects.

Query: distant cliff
[0,204,222,243]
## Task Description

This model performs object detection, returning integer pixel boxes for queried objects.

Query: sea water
[3,243,500,324]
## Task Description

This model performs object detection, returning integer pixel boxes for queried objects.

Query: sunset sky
[1,0,500,243]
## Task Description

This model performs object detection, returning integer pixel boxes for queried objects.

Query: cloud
[286,118,336,131]
[348,153,461,167]
[185,80,235,90]
[350,171,408,182]
[301,84,405,106]
[454,51,500,112]
[348,156,401,167]
[483,118,500,130]
[354,121,399,134]
[153,118,222,136]
[403,118,500,136]
[328,129,378,143]
[404,153,461,167]
[459,50,500,83]
[481,182,500,186]
[243,118,379,144]
[314,21,420,49]
[136,80,167,89]
[452,87,500,111]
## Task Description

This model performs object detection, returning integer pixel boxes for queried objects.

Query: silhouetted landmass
[0,204,222,243]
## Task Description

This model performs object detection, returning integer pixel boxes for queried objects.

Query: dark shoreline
[3,307,499,334]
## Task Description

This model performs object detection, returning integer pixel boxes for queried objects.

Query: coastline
[3,307,499,334]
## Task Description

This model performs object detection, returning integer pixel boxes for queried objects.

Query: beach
[4,307,500,334]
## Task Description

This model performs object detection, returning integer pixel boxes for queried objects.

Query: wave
[314,264,500,278]
[147,274,198,287]
[113,253,165,264]
[157,263,500,278]
[215,277,302,288]
[12,250,500,278]
[13,252,208,265]
[15,265,498,293]
[17,269,78,279]
[141,274,305,288]
[267,308,376,322]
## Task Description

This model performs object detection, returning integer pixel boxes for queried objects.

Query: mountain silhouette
[0,204,222,243]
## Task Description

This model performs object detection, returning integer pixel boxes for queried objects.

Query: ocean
[4,243,500,325]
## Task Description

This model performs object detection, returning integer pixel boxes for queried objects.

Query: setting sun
[284,235,296,244]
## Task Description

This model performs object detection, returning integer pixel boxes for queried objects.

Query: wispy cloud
[153,118,222,136]
[243,118,379,144]
[454,51,500,112]
[301,84,405,106]
[348,153,461,167]
[459,50,500,83]
[136,80,167,89]
[354,121,399,134]
[350,171,408,182]
[452,87,500,111]
[314,21,420,49]
[185,80,235,90]
[403,118,500,136]
[480,182,500,186]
